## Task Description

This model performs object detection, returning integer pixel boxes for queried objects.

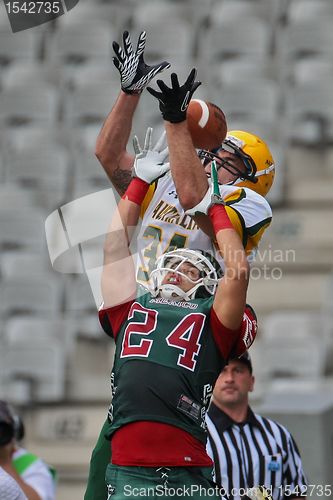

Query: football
[187,99,227,150]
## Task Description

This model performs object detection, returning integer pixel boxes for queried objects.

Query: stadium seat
[46,21,113,69]
[212,80,281,133]
[1,340,66,402]
[22,405,111,471]
[277,20,333,67]
[287,0,333,23]
[63,83,119,128]
[66,336,115,401]
[0,185,40,211]
[0,250,52,279]
[291,57,333,85]
[0,29,38,66]
[0,85,59,127]
[64,275,99,315]
[67,312,105,340]
[71,153,110,198]
[0,208,46,251]
[258,207,333,270]
[284,80,333,146]
[4,148,70,209]
[261,311,332,378]
[246,272,329,316]
[210,0,277,52]
[1,125,64,155]
[66,61,119,91]
[133,1,189,27]
[322,273,333,317]
[200,18,270,62]
[69,125,101,157]
[0,151,5,183]
[4,316,76,354]
[1,61,58,89]
[285,171,333,206]
[212,0,275,22]
[55,2,110,27]
[0,275,62,319]
[213,57,276,86]
[131,20,194,63]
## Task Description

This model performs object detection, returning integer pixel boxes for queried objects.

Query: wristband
[122,88,143,96]
[122,177,149,205]
[208,204,234,233]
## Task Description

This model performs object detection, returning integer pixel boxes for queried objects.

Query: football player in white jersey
[95,32,274,287]
[85,30,274,500]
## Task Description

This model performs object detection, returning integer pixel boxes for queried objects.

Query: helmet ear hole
[225,131,275,197]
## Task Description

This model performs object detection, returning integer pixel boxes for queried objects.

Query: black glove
[112,31,170,94]
[147,68,201,123]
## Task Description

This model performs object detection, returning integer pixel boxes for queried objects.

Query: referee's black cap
[237,351,253,373]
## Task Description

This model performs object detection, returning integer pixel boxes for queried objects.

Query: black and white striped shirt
[206,402,307,500]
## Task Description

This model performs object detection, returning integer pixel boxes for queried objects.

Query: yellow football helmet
[198,130,275,197]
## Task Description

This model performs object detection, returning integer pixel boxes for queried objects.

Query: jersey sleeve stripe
[247,216,272,236]
[140,182,157,218]
[225,205,248,249]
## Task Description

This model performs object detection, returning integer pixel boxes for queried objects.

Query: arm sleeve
[140,182,157,218]
[210,305,258,359]
[229,304,258,358]
[283,433,308,496]
[99,300,133,340]
[21,460,55,500]
[209,308,242,359]
[0,468,27,500]
[223,187,272,255]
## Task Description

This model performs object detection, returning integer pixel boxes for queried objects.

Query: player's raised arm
[101,128,169,308]
[207,164,249,330]
[95,30,170,195]
[147,69,224,241]
[148,72,249,330]
[147,69,207,209]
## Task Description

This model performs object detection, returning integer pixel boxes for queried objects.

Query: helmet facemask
[150,249,219,301]
[198,139,258,186]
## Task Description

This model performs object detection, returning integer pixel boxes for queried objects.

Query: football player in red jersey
[99,147,256,498]
[85,31,263,500]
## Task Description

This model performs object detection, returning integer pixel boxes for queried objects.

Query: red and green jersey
[99,287,246,444]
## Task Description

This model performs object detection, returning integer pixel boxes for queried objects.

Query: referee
[206,353,308,500]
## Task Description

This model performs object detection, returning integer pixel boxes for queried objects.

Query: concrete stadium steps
[257,207,333,270]
[285,146,333,206]
[246,271,330,316]
[23,404,108,471]
[67,338,115,401]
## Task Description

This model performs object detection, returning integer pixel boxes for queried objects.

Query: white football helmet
[150,249,219,301]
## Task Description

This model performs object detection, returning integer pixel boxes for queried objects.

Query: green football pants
[84,418,111,500]
[105,463,221,499]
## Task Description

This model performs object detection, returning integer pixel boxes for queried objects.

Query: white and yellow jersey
[136,172,272,284]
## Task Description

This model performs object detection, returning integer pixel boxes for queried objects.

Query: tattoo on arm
[111,168,132,195]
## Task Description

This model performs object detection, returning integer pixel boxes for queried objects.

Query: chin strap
[159,284,189,301]
[254,164,275,177]
[232,163,275,187]
[159,281,203,301]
